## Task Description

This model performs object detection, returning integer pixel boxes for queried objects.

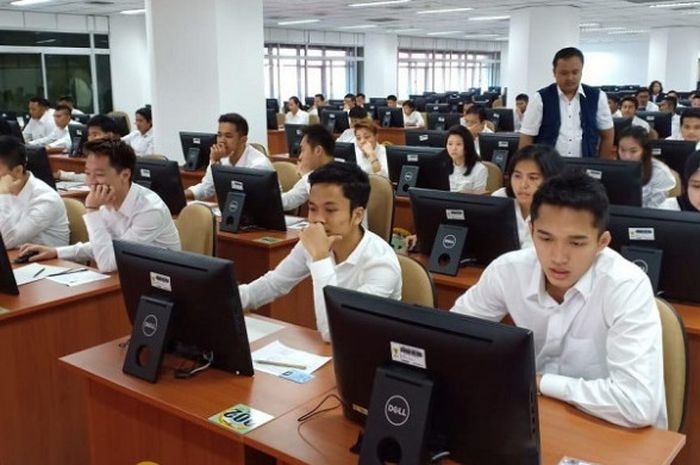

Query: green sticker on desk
[254,236,282,245]
[0,307,8,314]
[209,403,274,434]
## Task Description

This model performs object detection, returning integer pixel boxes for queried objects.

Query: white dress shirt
[281,173,310,211]
[403,111,425,128]
[514,109,524,132]
[188,145,273,201]
[473,126,494,156]
[658,197,681,211]
[449,161,487,192]
[631,116,651,132]
[520,85,614,158]
[29,125,72,152]
[491,187,532,248]
[22,109,56,142]
[285,110,310,125]
[354,143,389,178]
[671,114,681,139]
[56,183,181,272]
[122,129,154,157]
[641,101,659,112]
[336,128,356,143]
[643,158,676,209]
[451,247,667,429]
[239,229,402,342]
[613,110,623,118]
[0,172,69,249]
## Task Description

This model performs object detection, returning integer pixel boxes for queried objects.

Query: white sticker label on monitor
[585,169,603,180]
[629,227,655,241]
[150,272,172,292]
[646,116,655,122]
[498,141,508,148]
[446,209,465,221]
[652,148,662,156]
[193,137,201,145]
[390,342,427,369]
[140,169,151,178]
[231,180,244,191]
[419,134,429,142]
[407,154,419,162]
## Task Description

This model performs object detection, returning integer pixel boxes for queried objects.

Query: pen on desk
[32,267,45,278]
[254,359,307,370]
[46,267,88,278]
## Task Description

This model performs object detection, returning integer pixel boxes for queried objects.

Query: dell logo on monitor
[384,395,410,426]
[142,314,159,337]
[442,234,457,249]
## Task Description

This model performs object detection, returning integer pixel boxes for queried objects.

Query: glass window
[0,30,90,48]
[0,53,43,113]
[94,34,109,49]
[96,54,113,113]
[45,54,94,113]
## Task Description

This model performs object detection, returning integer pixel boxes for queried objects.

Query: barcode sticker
[231,180,244,191]
[652,148,662,156]
[140,169,151,178]
[629,227,655,241]
[585,169,603,180]
[446,209,465,221]
[419,134,429,142]
[407,154,419,162]
[391,342,427,369]
[193,137,201,144]
[498,141,508,148]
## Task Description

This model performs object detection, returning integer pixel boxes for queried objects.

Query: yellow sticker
[208,403,274,435]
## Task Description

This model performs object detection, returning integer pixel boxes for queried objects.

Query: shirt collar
[234,145,251,167]
[117,182,141,215]
[556,84,586,99]
[16,172,36,202]
[525,249,597,304]
[339,227,370,266]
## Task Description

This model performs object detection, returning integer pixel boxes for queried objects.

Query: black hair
[635,87,650,97]
[663,96,678,110]
[356,93,366,99]
[308,161,370,211]
[692,93,700,100]
[349,106,368,119]
[649,80,663,94]
[28,96,50,107]
[505,144,565,197]
[219,113,249,136]
[616,126,652,185]
[402,100,416,110]
[446,125,479,176]
[465,105,487,122]
[54,104,72,115]
[515,93,529,103]
[87,114,118,134]
[386,95,398,102]
[57,95,74,104]
[314,93,326,101]
[344,93,356,101]
[301,124,335,157]
[136,106,152,123]
[0,135,26,173]
[288,96,301,106]
[620,96,638,109]
[552,47,584,68]
[607,95,620,104]
[82,137,136,182]
[681,108,700,126]
[531,171,609,233]
[678,150,700,212]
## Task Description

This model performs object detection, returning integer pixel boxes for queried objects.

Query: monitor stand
[184,147,201,171]
[428,224,469,276]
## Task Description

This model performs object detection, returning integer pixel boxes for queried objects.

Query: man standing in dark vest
[519,47,614,158]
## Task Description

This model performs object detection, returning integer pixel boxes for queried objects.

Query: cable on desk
[297,393,345,423]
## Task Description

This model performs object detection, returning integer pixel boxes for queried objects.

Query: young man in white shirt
[386,95,398,109]
[619,97,651,132]
[239,162,401,341]
[636,88,659,112]
[29,104,73,154]
[54,114,120,182]
[514,93,529,131]
[451,172,667,429]
[463,106,493,156]
[0,136,69,249]
[285,96,310,125]
[665,108,700,150]
[402,100,425,128]
[308,93,326,117]
[185,113,273,201]
[659,96,681,139]
[122,107,154,157]
[343,93,357,112]
[336,106,368,143]
[356,93,366,108]
[19,138,180,272]
[57,96,84,116]
[22,97,56,143]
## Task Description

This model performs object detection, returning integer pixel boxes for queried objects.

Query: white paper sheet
[251,340,331,376]
[244,316,284,343]
[46,270,110,287]
[13,263,69,286]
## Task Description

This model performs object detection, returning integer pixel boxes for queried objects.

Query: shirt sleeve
[48,132,72,151]
[281,175,309,211]
[187,163,215,200]
[0,194,64,249]
[56,241,94,263]
[450,260,509,321]
[540,277,665,428]
[596,90,614,131]
[519,92,544,137]
[473,162,488,191]
[376,145,389,178]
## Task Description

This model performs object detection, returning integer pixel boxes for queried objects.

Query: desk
[180,168,205,189]
[60,320,335,465]
[59,188,89,200]
[393,195,414,232]
[376,127,406,145]
[268,129,287,155]
[408,253,482,309]
[0,255,130,465]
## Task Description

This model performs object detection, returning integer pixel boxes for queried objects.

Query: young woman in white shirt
[616,126,676,209]
[491,144,565,248]
[660,150,700,212]
[445,125,487,192]
[122,107,154,157]
[353,121,388,178]
[285,96,310,125]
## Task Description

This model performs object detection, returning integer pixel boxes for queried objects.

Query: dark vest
[535,83,600,158]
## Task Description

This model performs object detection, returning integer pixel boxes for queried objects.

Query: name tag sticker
[231,180,244,191]
[407,154,419,162]
[585,169,603,180]
[652,148,662,156]
[419,134,429,142]
[629,227,655,241]
[209,404,274,435]
[498,141,508,148]
[446,209,465,221]
[150,272,172,292]
[391,341,427,369]
[193,137,201,145]
[140,169,151,178]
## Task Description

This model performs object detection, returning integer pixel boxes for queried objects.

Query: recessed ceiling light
[389,28,423,33]
[426,30,462,36]
[120,9,145,15]
[579,22,600,27]
[463,34,499,39]
[277,19,321,25]
[649,2,700,7]
[339,24,379,29]
[10,0,53,5]
[469,15,510,21]
[417,7,473,14]
[348,0,411,6]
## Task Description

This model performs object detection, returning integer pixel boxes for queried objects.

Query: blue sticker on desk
[279,369,315,384]
[208,403,274,434]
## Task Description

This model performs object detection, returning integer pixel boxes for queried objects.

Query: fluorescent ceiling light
[581,26,626,32]
[339,24,379,29]
[120,9,145,15]
[277,19,321,25]
[463,34,499,39]
[348,0,411,6]
[649,2,700,7]
[426,30,462,36]
[389,28,423,33]
[579,22,600,27]
[494,37,509,41]
[417,7,473,14]
[469,15,510,21]
[608,29,648,34]
[10,0,53,5]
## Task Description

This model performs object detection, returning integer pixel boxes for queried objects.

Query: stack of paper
[251,340,331,376]
[47,270,110,287]
[13,263,69,286]
[244,316,284,343]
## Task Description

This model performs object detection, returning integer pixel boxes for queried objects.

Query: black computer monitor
[67,122,86,157]
[325,286,539,465]
[304,96,315,108]
[613,117,633,145]
[0,110,17,120]
[328,99,345,110]
[2,118,24,142]
[110,114,130,137]
[649,139,697,176]
[636,111,672,139]
[410,188,520,264]
[488,86,502,94]
[25,146,56,190]
[71,114,89,124]
[134,158,187,215]
[404,129,448,148]
[478,132,520,174]
[386,145,450,191]
[426,103,450,114]
[113,240,254,376]
[333,142,356,163]
[413,96,428,112]
[427,113,461,131]
[376,107,404,128]
[266,109,278,130]
[446,96,463,113]
[369,97,387,106]
[284,124,306,157]
[608,206,700,303]
[266,98,280,114]
[562,158,642,206]
[485,108,515,132]
[179,131,217,171]
[212,165,286,231]
[0,233,18,295]
[319,109,350,134]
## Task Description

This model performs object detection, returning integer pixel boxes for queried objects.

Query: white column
[109,14,150,118]
[146,0,265,163]
[647,27,700,91]
[506,6,580,102]
[363,33,398,99]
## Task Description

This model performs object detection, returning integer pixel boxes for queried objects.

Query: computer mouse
[13,250,39,264]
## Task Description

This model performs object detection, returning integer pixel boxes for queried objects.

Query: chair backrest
[656,298,688,432]
[250,142,269,157]
[175,203,216,256]
[140,154,168,161]
[649,128,659,140]
[367,174,394,242]
[107,111,131,134]
[276,112,285,128]
[669,168,682,198]
[273,161,301,193]
[397,254,436,307]
[482,161,504,193]
[309,114,320,125]
[62,198,88,244]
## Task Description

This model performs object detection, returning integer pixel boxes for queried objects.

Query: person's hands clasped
[85,184,116,210]
[299,222,342,262]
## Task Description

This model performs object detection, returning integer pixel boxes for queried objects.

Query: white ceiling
[1,0,700,42]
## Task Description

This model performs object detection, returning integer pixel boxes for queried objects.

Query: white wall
[363,33,398,98]
[581,40,650,86]
[109,14,150,118]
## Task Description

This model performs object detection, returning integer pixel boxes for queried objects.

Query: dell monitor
[71,113,89,124]
[608,205,700,303]
[284,124,306,157]
[325,286,539,465]
[0,233,19,295]
[333,142,356,163]
[369,97,387,106]
[562,158,642,207]
[1,118,24,143]
[613,117,633,145]
[485,108,515,132]
[319,109,350,134]
[212,165,286,231]
[328,99,345,110]
[410,188,520,265]
[405,129,448,148]
[427,113,461,131]
[649,139,697,176]
[386,145,450,192]
[377,107,404,128]
[179,131,216,171]
[478,132,520,174]
[113,240,254,379]
[25,146,56,190]
[67,122,86,157]
[304,96,315,108]
[266,98,279,114]
[266,109,278,130]
[636,111,672,139]
[0,110,17,121]
[134,158,187,215]
[426,103,450,114]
